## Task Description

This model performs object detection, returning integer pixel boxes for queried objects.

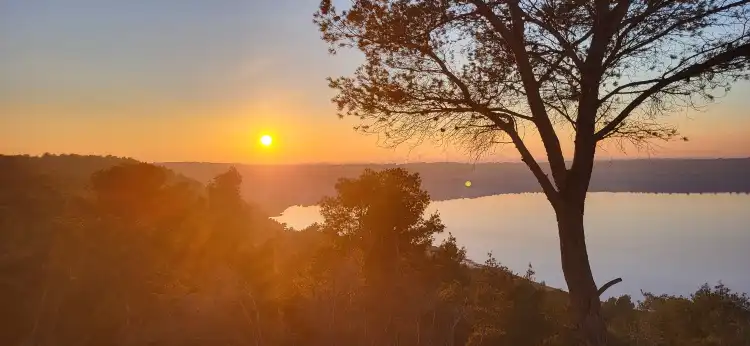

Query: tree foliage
[320,168,444,266]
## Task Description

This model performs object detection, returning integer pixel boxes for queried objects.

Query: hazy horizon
[7,152,750,167]
[156,154,750,165]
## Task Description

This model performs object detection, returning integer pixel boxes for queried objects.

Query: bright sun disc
[260,135,273,146]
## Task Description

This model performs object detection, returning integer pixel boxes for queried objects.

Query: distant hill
[0,154,201,198]
[160,158,750,215]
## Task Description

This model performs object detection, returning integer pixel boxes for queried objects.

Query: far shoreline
[269,191,750,218]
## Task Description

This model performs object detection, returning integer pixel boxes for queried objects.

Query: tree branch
[523,16,587,70]
[470,0,568,190]
[608,0,750,67]
[599,78,664,104]
[596,42,750,141]
[597,277,623,296]
[503,126,561,207]
[419,48,477,108]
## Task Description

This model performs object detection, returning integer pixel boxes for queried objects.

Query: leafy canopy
[320,168,444,254]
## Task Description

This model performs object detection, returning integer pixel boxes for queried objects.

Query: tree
[318,168,446,345]
[314,1,749,344]
[632,284,750,345]
[90,163,200,230]
[320,168,444,278]
[207,166,244,215]
[91,163,169,221]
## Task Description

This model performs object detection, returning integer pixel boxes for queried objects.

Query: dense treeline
[1,155,748,345]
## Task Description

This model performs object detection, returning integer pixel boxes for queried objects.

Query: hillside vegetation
[1,155,748,345]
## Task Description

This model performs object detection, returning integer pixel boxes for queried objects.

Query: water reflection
[274,193,750,298]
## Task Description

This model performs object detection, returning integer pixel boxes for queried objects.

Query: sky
[1,0,749,164]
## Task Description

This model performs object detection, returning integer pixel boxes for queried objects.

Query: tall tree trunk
[556,201,607,346]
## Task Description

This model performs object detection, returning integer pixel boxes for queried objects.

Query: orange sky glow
[1,1,749,164]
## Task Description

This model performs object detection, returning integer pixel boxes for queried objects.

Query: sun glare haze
[1,1,749,345]
[260,135,273,147]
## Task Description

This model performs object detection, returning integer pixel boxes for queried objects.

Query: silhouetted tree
[91,163,169,221]
[314,1,750,344]
[317,168,446,344]
[320,168,444,282]
[207,166,244,214]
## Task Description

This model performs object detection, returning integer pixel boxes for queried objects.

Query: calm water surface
[274,193,750,298]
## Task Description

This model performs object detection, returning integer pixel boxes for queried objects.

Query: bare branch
[597,278,623,296]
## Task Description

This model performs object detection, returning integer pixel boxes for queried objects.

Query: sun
[260,134,273,147]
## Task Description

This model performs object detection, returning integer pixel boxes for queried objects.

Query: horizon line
[156,156,750,166]
[4,152,750,166]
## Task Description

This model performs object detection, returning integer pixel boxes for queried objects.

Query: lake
[273,193,750,299]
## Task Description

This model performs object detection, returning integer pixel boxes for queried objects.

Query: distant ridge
[4,155,745,215]
[160,158,750,214]
[0,154,202,196]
